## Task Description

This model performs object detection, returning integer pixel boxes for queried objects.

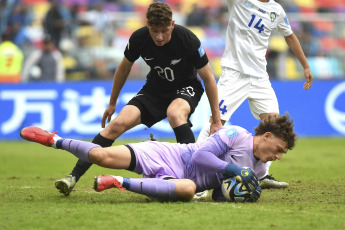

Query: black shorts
[127,79,204,128]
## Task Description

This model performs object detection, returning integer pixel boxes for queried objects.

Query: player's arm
[284,33,313,90]
[191,133,259,192]
[197,64,222,135]
[102,57,134,128]
[191,134,229,172]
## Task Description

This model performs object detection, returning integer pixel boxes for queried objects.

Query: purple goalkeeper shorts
[127,141,186,179]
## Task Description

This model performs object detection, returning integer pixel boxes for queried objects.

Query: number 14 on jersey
[248,14,264,33]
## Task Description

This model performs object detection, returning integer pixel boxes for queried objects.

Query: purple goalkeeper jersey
[128,126,267,192]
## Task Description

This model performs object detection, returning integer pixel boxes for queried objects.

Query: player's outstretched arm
[192,135,259,194]
[284,33,313,90]
[102,57,134,128]
[197,64,222,135]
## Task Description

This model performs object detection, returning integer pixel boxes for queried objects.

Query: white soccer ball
[221,177,252,202]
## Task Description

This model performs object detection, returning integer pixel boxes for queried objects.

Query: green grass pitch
[1,138,345,230]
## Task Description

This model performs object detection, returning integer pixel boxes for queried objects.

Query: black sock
[70,133,114,182]
[173,123,195,144]
[91,133,115,147]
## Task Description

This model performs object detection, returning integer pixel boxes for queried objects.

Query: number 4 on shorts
[219,100,228,115]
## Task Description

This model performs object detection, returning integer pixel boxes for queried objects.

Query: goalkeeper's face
[256,132,288,163]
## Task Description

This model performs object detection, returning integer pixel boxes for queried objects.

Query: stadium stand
[0,0,344,81]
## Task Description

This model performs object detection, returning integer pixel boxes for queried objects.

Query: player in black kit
[55,1,222,196]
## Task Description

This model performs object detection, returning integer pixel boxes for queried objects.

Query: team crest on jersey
[198,46,205,57]
[225,127,239,139]
[170,59,181,65]
[270,12,277,22]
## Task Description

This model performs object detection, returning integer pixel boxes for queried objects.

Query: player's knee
[88,147,105,164]
[177,181,196,201]
[107,119,129,134]
[184,184,197,201]
[167,110,187,125]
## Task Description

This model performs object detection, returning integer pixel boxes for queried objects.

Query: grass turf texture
[1,138,345,230]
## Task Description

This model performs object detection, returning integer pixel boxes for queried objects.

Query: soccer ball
[221,177,251,202]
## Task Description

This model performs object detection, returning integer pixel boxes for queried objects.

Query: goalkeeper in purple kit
[20,114,296,202]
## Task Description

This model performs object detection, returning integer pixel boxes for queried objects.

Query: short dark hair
[254,112,297,150]
[146,2,172,27]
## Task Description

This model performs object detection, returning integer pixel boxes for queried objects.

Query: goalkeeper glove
[245,186,262,203]
[224,164,259,193]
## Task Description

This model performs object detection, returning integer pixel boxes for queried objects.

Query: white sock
[113,176,124,185]
[197,124,211,143]
[264,161,272,176]
[51,136,62,149]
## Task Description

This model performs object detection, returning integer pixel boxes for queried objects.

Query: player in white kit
[197,0,313,190]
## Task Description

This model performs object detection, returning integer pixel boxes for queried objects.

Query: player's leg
[248,76,288,189]
[94,175,196,202]
[167,98,195,143]
[57,133,116,196]
[20,126,132,169]
[58,133,116,195]
[100,105,142,140]
[171,178,197,201]
[168,81,204,144]
[94,140,196,201]
[197,68,249,142]
[20,126,196,201]
[20,127,132,168]
[56,105,142,195]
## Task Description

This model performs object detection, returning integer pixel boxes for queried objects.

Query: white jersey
[221,0,293,78]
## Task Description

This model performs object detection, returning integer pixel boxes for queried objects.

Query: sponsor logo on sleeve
[225,127,239,139]
[198,46,205,57]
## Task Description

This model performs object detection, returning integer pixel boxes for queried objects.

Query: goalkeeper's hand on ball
[246,186,262,203]
[224,164,259,193]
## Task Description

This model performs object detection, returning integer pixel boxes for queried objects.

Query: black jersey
[124,24,209,91]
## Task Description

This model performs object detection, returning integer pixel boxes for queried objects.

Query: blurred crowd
[0,0,345,83]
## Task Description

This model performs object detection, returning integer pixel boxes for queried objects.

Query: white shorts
[217,67,279,121]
